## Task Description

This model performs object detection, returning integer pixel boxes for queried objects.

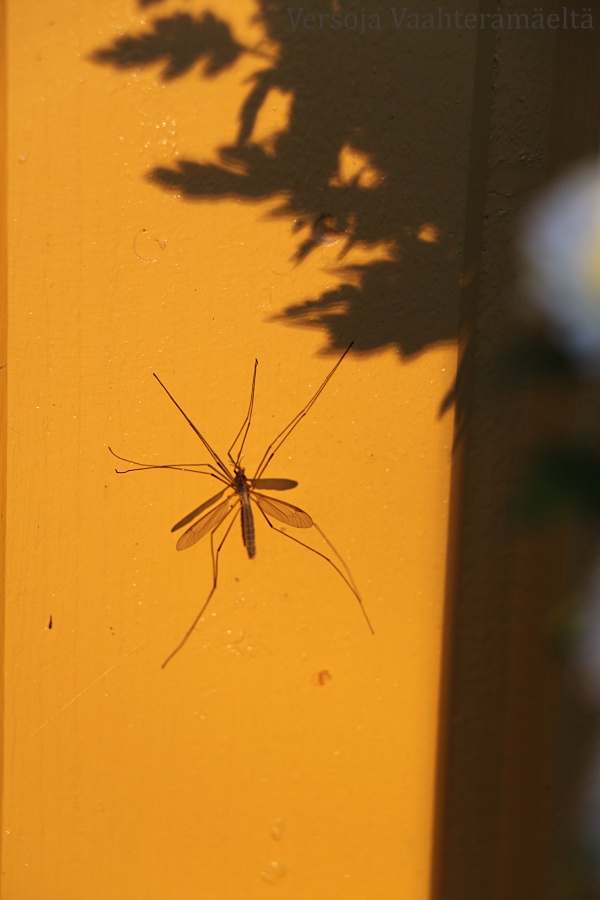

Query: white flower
[521,162,600,367]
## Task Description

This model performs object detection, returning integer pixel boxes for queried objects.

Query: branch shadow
[91,1,469,363]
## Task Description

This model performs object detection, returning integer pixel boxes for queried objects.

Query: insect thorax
[233,466,250,497]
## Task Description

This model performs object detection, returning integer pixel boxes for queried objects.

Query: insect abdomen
[241,498,256,559]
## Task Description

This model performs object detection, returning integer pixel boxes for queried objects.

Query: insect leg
[153,374,231,480]
[252,343,353,481]
[311,522,361,597]
[161,508,240,668]
[256,507,374,634]
[227,359,258,466]
[108,447,230,484]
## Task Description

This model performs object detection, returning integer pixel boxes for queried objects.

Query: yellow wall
[4,3,465,897]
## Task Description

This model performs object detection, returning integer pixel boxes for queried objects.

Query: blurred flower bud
[521,163,600,368]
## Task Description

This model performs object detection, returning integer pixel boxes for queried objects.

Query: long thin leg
[227,359,258,466]
[153,374,231,480]
[161,509,240,668]
[108,447,230,484]
[252,343,353,481]
[257,508,374,634]
[311,522,360,597]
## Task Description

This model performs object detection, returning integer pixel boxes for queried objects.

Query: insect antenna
[227,359,258,466]
[252,342,354,481]
[152,374,231,480]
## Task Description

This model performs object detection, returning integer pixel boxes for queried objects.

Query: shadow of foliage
[92,0,470,361]
[91,11,244,79]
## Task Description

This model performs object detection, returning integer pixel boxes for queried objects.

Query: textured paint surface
[4,2,466,897]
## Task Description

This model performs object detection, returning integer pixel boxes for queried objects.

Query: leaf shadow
[91,1,467,369]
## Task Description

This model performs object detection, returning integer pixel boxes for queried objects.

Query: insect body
[110,343,373,666]
[236,468,256,559]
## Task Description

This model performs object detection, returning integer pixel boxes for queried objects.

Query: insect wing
[252,492,313,528]
[176,496,234,551]
[171,488,228,533]
[251,478,298,491]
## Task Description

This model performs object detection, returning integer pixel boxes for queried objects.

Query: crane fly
[109,342,373,666]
